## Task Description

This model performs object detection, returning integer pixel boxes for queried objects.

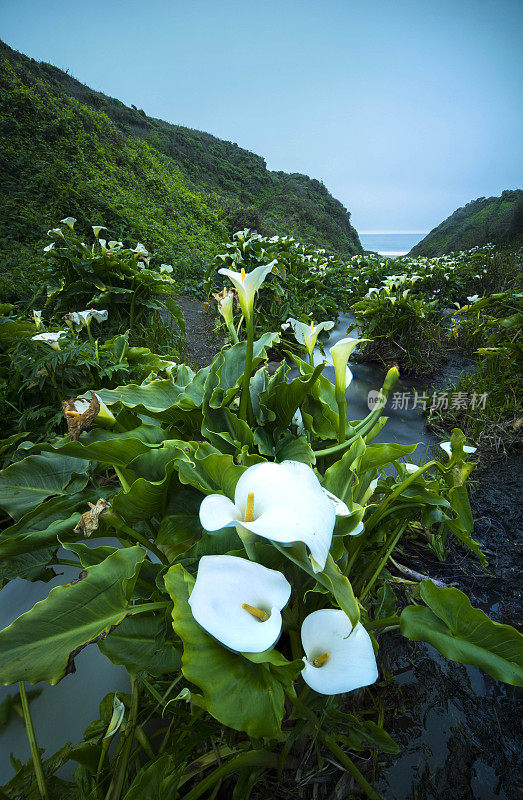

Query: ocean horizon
[358,231,428,256]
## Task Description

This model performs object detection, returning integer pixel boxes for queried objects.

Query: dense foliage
[1,260,521,800]
[410,190,523,256]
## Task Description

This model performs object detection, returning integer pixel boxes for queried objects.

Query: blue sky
[1,0,521,231]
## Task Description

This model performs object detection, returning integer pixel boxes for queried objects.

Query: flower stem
[239,315,254,422]
[105,675,139,800]
[19,681,48,800]
[179,751,281,800]
[336,388,346,444]
[364,462,436,532]
[358,522,407,602]
[285,690,384,800]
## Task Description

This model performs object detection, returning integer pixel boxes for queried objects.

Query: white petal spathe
[188,555,291,652]
[301,609,378,695]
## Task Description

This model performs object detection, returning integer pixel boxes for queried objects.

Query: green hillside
[0,40,361,297]
[410,190,523,256]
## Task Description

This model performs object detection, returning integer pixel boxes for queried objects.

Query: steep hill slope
[410,190,523,256]
[0,40,362,293]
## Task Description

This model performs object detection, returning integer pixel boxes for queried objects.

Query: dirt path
[174,295,223,369]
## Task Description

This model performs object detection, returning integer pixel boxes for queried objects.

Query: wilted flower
[62,392,115,439]
[218,260,277,320]
[212,288,235,325]
[300,609,378,695]
[199,460,337,571]
[188,555,291,652]
[31,331,66,351]
[282,317,335,362]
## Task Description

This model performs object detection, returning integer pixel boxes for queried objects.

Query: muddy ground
[176,297,522,800]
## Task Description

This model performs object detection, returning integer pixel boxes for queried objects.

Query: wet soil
[374,449,522,800]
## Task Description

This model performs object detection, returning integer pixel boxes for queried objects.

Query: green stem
[105,675,139,800]
[359,522,407,602]
[128,601,171,615]
[19,681,48,800]
[285,691,384,800]
[367,615,401,630]
[114,466,131,493]
[237,528,257,561]
[135,725,156,759]
[85,320,94,345]
[364,462,436,532]
[239,315,254,422]
[109,516,169,565]
[227,321,239,344]
[336,388,346,444]
[180,751,280,800]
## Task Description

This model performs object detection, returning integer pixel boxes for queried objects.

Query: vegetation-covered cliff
[410,190,523,256]
[0,40,361,293]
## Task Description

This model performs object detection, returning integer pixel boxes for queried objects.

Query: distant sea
[358,232,428,257]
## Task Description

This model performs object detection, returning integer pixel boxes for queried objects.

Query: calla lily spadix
[218,260,277,320]
[32,331,66,351]
[199,460,338,572]
[188,555,291,653]
[283,317,334,362]
[300,609,378,695]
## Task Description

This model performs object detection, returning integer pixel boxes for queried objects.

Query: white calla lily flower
[188,555,291,653]
[60,217,76,230]
[160,263,173,273]
[466,295,479,303]
[32,331,66,351]
[43,243,55,252]
[283,317,335,361]
[218,260,277,320]
[91,309,108,323]
[329,337,364,395]
[199,460,335,572]
[92,226,106,238]
[301,609,378,695]
[439,441,477,458]
[47,228,64,238]
[33,310,43,329]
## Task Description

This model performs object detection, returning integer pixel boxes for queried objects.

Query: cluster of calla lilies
[195,461,378,695]
[31,307,109,350]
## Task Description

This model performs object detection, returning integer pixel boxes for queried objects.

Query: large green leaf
[0,490,111,557]
[400,580,523,686]
[164,564,289,738]
[359,442,417,473]
[0,548,57,589]
[0,546,146,685]
[97,366,209,422]
[99,613,181,676]
[122,754,182,800]
[38,425,166,467]
[0,453,87,520]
